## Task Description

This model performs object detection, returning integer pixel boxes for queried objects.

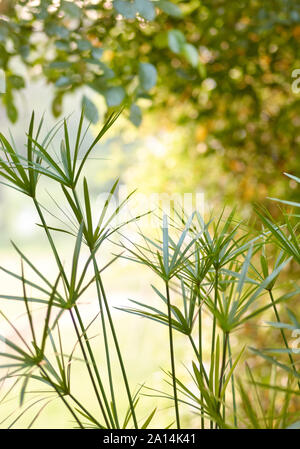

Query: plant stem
[38,366,84,429]
[197,286,205,429]
[218,332,228,399]
[92,256,138,428]
[33,198,114,427]
[216,332,228,428]
[188,334,209,386]
[211,268,219,357]
[69,309,112,428]
[269,290,299,387]
[70,187,136,428]
[210,267,219,428]
[69,393,103,428]
[165,281,180,429]
[228,337,237,428]
[91,257,119,428]
[73,305,116,428]
[33,198,69,289]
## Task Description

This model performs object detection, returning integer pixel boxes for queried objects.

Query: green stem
[210,267,219,428]
[33,197,113,427]
[227,337,237,428]
[91,257,119,428]
[39,366,84,429]
[69,309,111,428]
[165,281,180,429]
[211,268,219,357]
[72,187,132,428]
[92,256,138,429]
[73,305,116,428]
[197,286,205,429]
[33,198,69,289]
[69,393,103,428]
[269,290,299,387]
[215,332,228,429]
[70,186,136,428]
[215,332,229,429]
[218,332,228,398]
[188,334,209,387]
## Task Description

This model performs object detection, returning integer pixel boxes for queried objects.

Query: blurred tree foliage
[0,0,299,203]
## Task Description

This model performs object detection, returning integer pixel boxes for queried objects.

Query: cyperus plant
[0,109,149,429]
[117,207,300,428]
[0,113,299,429]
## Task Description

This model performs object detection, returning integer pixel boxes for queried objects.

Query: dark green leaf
[8,75,25,89]
[6,99,18,123]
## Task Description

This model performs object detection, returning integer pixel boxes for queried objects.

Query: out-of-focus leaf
[8,75,25,89]
[52,94,63,117]
[49,61,72,69]
[182,43,199,67]
[92,48,103,59]
[168,29,185,54]
[61,0,82,19]
[19,45,30,59]
[6,98,17,123]
[45,24,69,39]
[55,76,72,88]
[55,40,70,51]
[129,104,142,126]
[82,95,99,123]
[77,39,92,52]
[157,0,182,17]
[104,86,126,106]
[113,0,137,18]
[139,62,157,90]
[136,0,156,21]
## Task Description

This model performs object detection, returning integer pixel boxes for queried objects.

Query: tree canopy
[1,0,299,202]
